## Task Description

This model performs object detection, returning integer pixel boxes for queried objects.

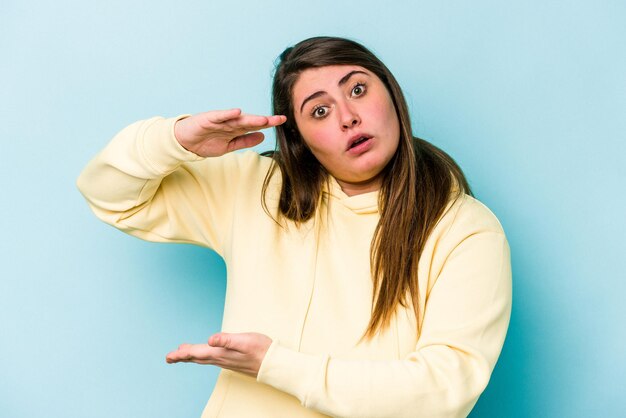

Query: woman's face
[291,65,400,196]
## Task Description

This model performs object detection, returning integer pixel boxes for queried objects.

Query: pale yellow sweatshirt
[77,116,512,418]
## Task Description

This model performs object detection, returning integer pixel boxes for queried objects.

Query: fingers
[165,342,240,367]
[207,332,271,353]
[166,343,223,364]
[226,132,265,153]
[226,114,287,133]
[166,343,192,363]
[166,333,271,377]
[177,110,286,158]
[205,110,286,131]
[267,114,288,127]
[206,108,242,123]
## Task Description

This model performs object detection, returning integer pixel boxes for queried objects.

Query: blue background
[1,1,624,417]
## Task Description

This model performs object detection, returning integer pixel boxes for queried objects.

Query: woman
[78,36,511,417]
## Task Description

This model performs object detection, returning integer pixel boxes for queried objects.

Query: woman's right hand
[174,108,287,157]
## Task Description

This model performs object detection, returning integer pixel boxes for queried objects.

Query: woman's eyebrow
[338,70,367,86]
[299,91,325,113]
[299,70,369,113]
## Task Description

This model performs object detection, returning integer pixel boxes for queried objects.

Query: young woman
[78,36,511,418]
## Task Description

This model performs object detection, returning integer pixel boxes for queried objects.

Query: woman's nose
[339,102,360,130]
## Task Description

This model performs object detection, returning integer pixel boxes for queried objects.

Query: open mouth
[349,136,371,149]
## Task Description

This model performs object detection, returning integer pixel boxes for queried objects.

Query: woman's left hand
[166,332,272,378]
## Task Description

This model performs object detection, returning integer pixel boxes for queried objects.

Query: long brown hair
[262,36,471,339]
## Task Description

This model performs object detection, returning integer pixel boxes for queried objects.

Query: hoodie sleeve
[257,201,512,418]
[76,116,253,255]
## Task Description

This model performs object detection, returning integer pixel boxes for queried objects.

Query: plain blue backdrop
[1,1,624,417]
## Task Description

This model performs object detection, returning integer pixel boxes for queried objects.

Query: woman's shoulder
[420,193,509,291]
[436,193,506,241]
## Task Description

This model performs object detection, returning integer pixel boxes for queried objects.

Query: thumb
[206,108,242,123]
[227,131,265,153]
[208,333,237,350]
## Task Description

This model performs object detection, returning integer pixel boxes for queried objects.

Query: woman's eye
[351,83,366,97]
[312,106,328,118]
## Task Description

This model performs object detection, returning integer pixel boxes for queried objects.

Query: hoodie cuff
[139,115,203,174]
[257,340,329,405]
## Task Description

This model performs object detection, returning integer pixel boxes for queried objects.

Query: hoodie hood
[324,176,379,215]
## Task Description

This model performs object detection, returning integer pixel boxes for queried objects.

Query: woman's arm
[76,110,285,250]
[167,213,511,418]
[258,227,511,418]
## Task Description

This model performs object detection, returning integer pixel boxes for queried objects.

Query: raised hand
[174,108,287,157]
[165,332,273,378]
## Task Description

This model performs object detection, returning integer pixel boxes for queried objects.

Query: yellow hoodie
[77,116,512,418]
